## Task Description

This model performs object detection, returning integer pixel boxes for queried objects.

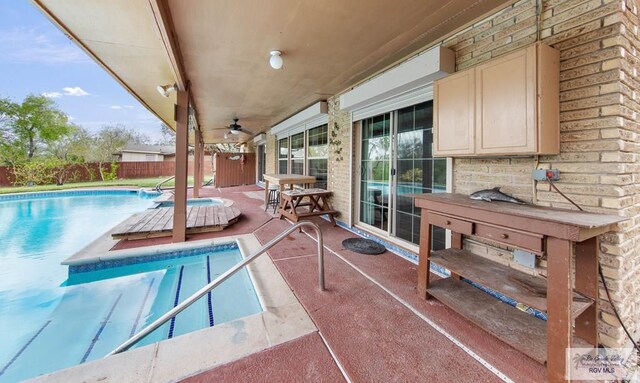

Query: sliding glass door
[359,101,446,249]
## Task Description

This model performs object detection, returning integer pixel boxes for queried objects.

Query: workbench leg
[450,232,463,280]
[547,237,573,383]
[418,212,432,299]
[575,237,599,346]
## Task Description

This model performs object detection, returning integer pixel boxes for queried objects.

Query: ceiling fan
[226,118,255,135]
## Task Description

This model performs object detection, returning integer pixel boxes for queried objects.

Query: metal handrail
[155,176,175,193]
[107,221,325,356]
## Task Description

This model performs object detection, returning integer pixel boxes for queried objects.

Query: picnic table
[278,188,337,225]
[262,173,316,208]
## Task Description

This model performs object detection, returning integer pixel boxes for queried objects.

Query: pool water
[0,192,261,382]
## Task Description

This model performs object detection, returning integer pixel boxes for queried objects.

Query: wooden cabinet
[434,43,559,157]
[433,69,475,156]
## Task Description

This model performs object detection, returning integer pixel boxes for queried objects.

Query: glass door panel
[393,101,446,248]
[360,114,390,231]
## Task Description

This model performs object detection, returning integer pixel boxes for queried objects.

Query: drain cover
[341,238,386,255]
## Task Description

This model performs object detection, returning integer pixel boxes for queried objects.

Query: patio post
[173,89,189,242]
[200,139,205,188]
[193,128,202,198]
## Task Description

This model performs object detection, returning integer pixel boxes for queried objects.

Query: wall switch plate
[513,249,536,268]
[532,168,560,181]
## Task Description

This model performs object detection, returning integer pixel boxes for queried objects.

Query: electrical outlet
[532,168,560,181]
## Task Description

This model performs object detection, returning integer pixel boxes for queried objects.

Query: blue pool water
[0,191,262,382]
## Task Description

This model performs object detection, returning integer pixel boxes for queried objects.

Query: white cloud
[63,87,90,97]
[0,27,89,64]
[42,92,62,98]
[109,105,135,110]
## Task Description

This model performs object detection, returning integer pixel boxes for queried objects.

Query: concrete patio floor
[115,185,545,382]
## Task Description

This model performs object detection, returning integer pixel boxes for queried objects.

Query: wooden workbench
[262,173,316,207]
[413,193,624,382]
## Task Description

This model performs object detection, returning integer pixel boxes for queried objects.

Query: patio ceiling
[33,0,515,144]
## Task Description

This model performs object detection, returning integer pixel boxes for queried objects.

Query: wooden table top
[263,174,316,183]
[413,193,625,241]
[282,188,331,197]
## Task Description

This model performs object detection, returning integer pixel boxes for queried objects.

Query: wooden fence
[0,160,214,187]
[214,153,256,188]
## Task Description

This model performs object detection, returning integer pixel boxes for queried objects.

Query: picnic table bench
[278,188,338,226]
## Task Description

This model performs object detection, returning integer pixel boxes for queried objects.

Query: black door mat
[341,238,386,255]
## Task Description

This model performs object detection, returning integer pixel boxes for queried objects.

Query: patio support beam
[193,128,202,198]
[173,89,189,242]
[148,0,187,90]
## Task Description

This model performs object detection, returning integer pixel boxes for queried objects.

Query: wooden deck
[111,205,242,240]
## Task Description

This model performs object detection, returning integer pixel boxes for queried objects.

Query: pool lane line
[299,230,514,383]
[206,256,215,327]
[130,278,156,338]
[81,294,123,363]
[168,265,185,339]
[0,320,52,377]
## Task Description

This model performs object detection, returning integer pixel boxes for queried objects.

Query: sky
[0,1,164,141]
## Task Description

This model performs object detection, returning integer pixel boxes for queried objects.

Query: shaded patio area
[113,185,544,383]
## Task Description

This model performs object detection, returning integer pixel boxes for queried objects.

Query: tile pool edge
[28,234,317,383]
[0,188,159,201]
[63,232,236,267]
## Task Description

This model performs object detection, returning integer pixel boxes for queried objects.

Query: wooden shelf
[429,249,593,318]
[429,277,547,363]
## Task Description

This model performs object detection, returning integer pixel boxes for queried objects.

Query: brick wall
[437,0,637,348]
[265,133,277,175]
[327,96,353,223]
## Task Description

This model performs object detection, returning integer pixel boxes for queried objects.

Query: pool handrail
[107,221,325,356]
[155,176,175,193]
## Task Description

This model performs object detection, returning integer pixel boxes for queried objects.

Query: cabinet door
[475,46,536,154]
[433,69,475,157]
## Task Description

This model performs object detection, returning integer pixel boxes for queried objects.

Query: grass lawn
[0,176,212,195]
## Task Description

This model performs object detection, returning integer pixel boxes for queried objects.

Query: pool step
[0,287,116,381]
[0,273,163,381]
[80,273,162,363]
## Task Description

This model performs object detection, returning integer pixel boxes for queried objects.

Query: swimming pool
[0,191,261,382]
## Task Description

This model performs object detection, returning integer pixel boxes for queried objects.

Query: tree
[47,124,92,162]
[0,95,73,164]
[155,123,176,145]
[86,124,148,180]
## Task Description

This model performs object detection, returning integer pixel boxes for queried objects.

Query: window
[290,132,305,175]
[276,124,328,187]
[278,138,289,174]
[307,124,328,189]
[257,144,266,182]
